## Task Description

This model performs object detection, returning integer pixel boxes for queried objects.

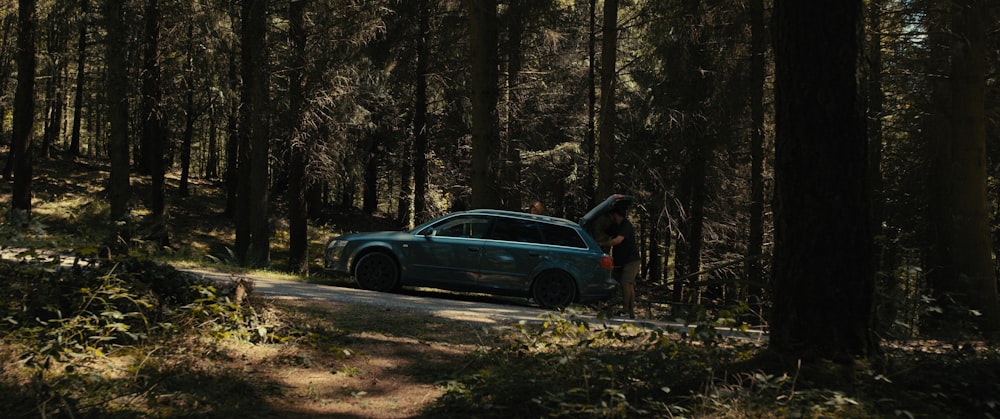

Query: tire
[354,252,400,292]
[532,270,577,309]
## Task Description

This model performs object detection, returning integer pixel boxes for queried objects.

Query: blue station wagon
[324,209,618,308]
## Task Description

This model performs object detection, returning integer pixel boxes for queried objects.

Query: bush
[0,256,277,417]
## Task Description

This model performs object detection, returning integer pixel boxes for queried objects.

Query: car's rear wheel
[532,270,576,309]
[354,252,400,292]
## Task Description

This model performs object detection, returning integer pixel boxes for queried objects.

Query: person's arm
[600,235,624,247]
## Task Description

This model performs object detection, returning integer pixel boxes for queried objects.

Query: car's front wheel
[532,270,577,309]
[354,252,400,292]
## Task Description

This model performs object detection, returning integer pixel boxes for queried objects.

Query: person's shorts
[614,260,640,285]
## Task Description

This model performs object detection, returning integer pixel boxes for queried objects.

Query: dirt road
[181,267,634,326]
[180,268,767,341]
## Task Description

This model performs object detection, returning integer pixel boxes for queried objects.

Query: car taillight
[600,255,614,270]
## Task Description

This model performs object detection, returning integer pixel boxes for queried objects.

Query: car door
[404,214,490,288]
[477,217,548,293]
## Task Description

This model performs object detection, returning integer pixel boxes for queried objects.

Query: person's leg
[600,267,621,316]
[621,261,639,317]
[622,281,635,317]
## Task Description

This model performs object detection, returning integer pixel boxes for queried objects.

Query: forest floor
[1,153,478,417]
[2,152,1000,418]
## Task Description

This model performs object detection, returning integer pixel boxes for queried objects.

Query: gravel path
[0,247,763,340]
[180,268,767,342]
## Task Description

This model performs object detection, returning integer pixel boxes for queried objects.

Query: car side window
[490,217,543,244]
[433,216,491,239]
[539,223,588,249]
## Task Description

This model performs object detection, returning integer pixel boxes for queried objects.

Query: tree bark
[867,0,901,334]
[235,0,270,267]
[206,103,219,179]
[935,0,1000,334]
[595,0,618,199]
[674,146,708,303]
[363,139,379,214]
[286,0,309,274]
[9,0,36,226]
[104,0,131,224]
[179,22,195,198]
[142,0,166,226]
[0,14,13,151]
[68,0,87,157]
[466,0,500,209]
[40,56,64,159]
[585,0,597,208]
[411,0,429,222]
[770,0,876,362]
[746,0,767,303]
[224,14,239,219]
[499,0,526,211]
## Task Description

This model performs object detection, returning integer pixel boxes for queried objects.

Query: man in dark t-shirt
[601,208,640,318]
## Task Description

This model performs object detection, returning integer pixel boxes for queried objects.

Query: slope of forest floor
[1,152,999,418]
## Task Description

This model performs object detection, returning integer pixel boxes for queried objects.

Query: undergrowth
[0,256,287,418]
[422,311,1000,418]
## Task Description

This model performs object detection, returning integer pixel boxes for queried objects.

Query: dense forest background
[1,0,999,357]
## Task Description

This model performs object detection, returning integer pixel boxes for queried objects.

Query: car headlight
[325,240,348,262]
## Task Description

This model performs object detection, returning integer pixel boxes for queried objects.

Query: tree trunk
[867,0,900,334]
[363,139,379,214]
[142,0,166,229]
[39,11,69,160]
[235,0,270,267]
[937,0,1000,334]
[206,103,219,179]
[224,29,239,218]
[466,0,500,209]
[670,0,713,305]
[672,142,708,304]
[68,0,87,157]
[9,0,36,226]
[411,0,430,222]
[286,0,309,275]
[104,0,131,224]
[747,0,767,303]
[770,0,876,362]
[0,14,13,151]
[595,0,618,199]
[40,62,63,159]
[499,0,526,212]
[179,22,195,197]
[585,0,597,208]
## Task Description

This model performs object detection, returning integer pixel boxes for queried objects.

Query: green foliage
[423,311,1000,418]
[0,257,282,417]
[425,311,748,418]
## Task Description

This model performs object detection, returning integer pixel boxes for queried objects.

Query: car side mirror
[423,228,438,237]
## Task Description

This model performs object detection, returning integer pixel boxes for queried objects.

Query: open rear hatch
[579,194,635,245]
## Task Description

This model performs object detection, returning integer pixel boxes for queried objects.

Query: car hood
[334,230,414,241]
[579,194,635,236]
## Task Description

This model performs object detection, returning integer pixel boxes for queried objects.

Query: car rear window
[539,223,588,249]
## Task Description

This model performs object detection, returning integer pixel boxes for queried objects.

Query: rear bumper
[578,276,618,303]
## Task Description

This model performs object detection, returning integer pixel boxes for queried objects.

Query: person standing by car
[602,207,640,318]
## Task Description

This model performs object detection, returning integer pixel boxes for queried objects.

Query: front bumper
[324,239,350,273]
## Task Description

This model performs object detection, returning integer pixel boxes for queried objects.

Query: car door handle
[467,247,480,252]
